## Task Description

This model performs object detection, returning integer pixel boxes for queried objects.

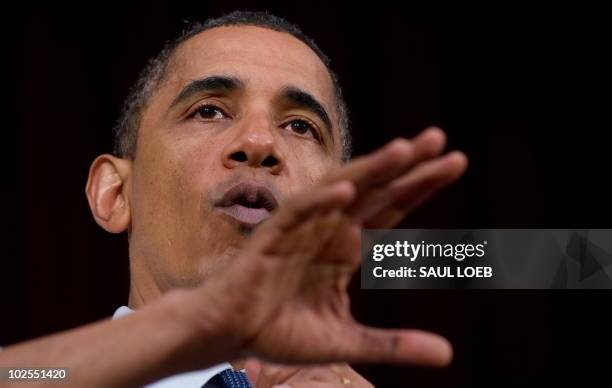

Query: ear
[85,154,132,233]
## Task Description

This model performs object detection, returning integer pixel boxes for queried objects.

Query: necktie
[207,369,252,388]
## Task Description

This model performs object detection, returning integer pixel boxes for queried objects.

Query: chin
[192,245,242,280]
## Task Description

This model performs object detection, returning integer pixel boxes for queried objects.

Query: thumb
[245,358,263,385]
[342,325,454,367]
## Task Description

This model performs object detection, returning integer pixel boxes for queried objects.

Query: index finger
[324,127,447,194]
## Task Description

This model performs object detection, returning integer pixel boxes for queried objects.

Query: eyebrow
[169,75,333,136]
[169,75,244,108]
[281,87,333,133]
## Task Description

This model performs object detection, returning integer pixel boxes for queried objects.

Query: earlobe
[85,154,132,233]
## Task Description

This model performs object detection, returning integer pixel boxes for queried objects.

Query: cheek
[133,132,221,228]
[167,136,223,207]
[283,141,337,193]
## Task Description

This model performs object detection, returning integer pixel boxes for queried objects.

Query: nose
[221,114,285,175]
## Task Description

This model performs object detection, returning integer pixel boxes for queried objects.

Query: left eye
[283,119,316,137]
[194,104,227,120]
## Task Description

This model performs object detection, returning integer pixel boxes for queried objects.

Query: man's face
[127,26,343,291]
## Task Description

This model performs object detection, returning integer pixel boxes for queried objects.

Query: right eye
[193,104,228,120]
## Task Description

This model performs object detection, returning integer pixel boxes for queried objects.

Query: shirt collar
[112,306,232,388]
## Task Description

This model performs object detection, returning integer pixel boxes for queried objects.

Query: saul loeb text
[371,240,493,279]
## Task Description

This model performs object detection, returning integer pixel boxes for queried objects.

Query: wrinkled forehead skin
[138,25,343,159]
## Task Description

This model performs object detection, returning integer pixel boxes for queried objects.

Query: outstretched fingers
[271,180,356,232]
[326,127,447,194]
[364,151,468,229]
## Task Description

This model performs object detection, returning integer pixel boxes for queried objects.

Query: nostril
[230,151,248,162]
[228,151,279,168]
[261,155,278,168]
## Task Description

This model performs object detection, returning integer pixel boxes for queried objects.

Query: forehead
[167,25,336,113]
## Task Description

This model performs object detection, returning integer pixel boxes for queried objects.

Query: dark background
[3,2,610,387]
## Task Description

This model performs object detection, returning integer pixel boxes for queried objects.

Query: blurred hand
[183,127,467,367]
[245,359,374,388]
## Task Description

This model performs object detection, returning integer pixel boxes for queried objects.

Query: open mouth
[215,182,278,227]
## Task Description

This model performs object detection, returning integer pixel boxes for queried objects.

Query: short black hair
[113,10,352,161]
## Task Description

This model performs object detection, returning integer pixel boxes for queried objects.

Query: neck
[128,260,165,309]
[128,283,152,309]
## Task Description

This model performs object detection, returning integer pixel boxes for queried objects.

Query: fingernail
[273,385,292,388]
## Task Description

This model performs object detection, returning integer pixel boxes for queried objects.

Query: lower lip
[216,204,271,227]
